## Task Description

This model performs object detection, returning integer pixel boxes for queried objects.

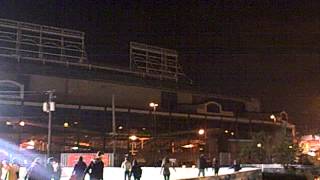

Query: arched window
[0,80,24,99]
[206,102,221,113]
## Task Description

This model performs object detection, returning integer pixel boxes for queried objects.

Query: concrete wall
[0,71,259,112]
[25,74,163,108]
[0,72,193,108]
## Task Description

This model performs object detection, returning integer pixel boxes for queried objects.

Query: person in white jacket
[121,157,132,180]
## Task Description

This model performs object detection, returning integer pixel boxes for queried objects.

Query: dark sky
[1,0,320,133]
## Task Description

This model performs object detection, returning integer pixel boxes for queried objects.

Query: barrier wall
[60,167,259,180]
[176,169,262,180]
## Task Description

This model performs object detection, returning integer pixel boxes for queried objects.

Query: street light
[198,129,205,135]
[19,121,25,127]
[149,102,159,109]
[63,122,69,128]
[270,114,276,123]
[257,143,262,148]
[43,90,55,158]
[129,135,138,141]
[149,102,158,166]
[149,102,159,137]
[6,121,12,126]
[129,135,138,156]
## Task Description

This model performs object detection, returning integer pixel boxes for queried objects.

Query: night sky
[1,0,320,133]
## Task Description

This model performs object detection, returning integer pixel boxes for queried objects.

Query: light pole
[149,102,158,137]
[257,143,263,163]
[43,90,55,158]
[149,102,158,166]
[18,120,25,146]
[198,128,206,153]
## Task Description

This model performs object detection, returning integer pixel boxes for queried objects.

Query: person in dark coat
[198,154,207,177]
[131,159,142,180]
[51,159,61,180]
[212,158,220,176]
[84,151,104,180]
[25,158,47,180]
[72,156,87,180]
[46,157,55,180]
[160,157,175,180]
[231,160,241,172]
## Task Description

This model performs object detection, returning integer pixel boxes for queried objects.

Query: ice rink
[57,167,257,180]
[15,166,258,180]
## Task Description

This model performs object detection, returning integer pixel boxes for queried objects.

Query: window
[206,103,221,113]
[0,80,24,99]
[161,92,177,111]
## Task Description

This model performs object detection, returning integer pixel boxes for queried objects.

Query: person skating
[11,159,20,179]
[160,157,175,180]
[46,157,55,180]
[25,158,47,180]
[51,159,61,180]
[121,157,132,180]
[212,158,220,176]
[2,160,18,180]
[72,156,87,180]
[231,160,241,172]
[197,154,207,177]
[131,159,142,180]
[84,151,104,180]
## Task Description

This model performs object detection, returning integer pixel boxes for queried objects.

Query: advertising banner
[61,153,113,167]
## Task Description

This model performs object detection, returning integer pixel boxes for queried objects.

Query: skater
[131,159,142,180]
[84,151,104,180]
[121,157,132,180]
[212,158,220,176]
[160,157,175,180]
[197,154,207,177]
[72,156,87,180]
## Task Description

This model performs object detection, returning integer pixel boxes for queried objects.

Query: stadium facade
[0,18,295,166]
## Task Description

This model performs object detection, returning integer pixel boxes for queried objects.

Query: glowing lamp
[19,121,25,127]
[257,143,262,148]
[270,114,276,122]
[71,146,79,150]
[149,102,158,108]
[182,144,194,148]
[129,135,138,141]
[63,122,69,128]
[198,129,205,135]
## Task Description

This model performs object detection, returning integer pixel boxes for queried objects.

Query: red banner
[61,153,113,167]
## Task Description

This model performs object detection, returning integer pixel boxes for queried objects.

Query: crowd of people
[0,159,20,180]
[0,151,241,180]
[196,154,241,178]
[0,156,61,180]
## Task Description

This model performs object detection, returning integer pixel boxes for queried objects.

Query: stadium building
[0,18,295,166]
